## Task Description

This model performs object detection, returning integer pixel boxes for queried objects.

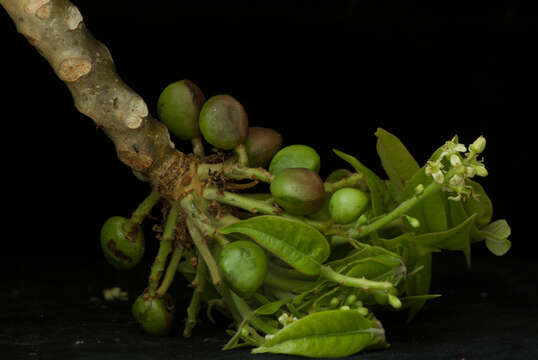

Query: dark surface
[1,253,537,360]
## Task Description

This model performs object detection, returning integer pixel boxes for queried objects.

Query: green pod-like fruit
[157,80,205,140]
[218,240,268,297]
[270,168,326,216]
[244,127,283,168]
[329,188,369,224]
[198,95,248,150]
[269,144,320,175]
[132,294,175,336]
[100,216,145,270]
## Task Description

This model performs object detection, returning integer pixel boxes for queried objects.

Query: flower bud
[414,184,424,196]
[470,136,486,154]
[474,164,488,177]
[406,216,420,228]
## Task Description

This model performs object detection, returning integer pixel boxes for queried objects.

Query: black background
[1,1,536,359]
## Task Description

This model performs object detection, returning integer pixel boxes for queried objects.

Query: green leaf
[219,216,330,276]
[401,294,442,310]
[463,180,493,228]
[345,255,405,281]
[326,244,401,273]
[333,149,387,216]
[446,199,472,267]
[254,298,291,316]
[481,219,512,256]
[375,128,420,196]
[405,253,432,321]
[252,310,385,358]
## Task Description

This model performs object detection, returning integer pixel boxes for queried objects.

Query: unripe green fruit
[100,216,145,270]
[244,127,283,168]
[307,195,331,221]
[329,188,369,224]
[132,294,175,336]
[270,168,326,216]
[218,240,268,297]
[157,80,205,140]
[326,169,353,184]
[198,95,248,150]
[268,144,320,175]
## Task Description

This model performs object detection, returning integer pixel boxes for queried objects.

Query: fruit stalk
[148,205,181,297]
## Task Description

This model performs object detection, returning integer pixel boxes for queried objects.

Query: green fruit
[132,294,175,336]
[269,145,320,175]
[198,95,248,150]
[218,240,268,297]
[270,168,326,216]
[100,216,144,270]
[329,188,369,224]
[325,169,353,184]
[307,195,331,221]
[308,169,353,221]
[244,127,283,168]
[157,80,205,140]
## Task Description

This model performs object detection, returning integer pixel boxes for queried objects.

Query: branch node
[66,5,83,30]
[23,0,50,15]
[57,57,92,82]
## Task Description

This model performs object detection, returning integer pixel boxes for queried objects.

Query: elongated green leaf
[345,255,405,281]
[219,216,330,276]
[252,310,385,358]
[481,219,511,256]
[254,298,291,316]
[375,128,420,196]
[463,180,493,227]
[333,149,387,216]
[326,244,401,273]
[446,199,472,267]
[405,252,432,321]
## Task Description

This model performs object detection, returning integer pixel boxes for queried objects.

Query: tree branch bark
[0,0,189,201]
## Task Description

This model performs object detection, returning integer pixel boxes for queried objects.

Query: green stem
[192,137,205,157]
[234,144,249,166]
[148,205,180,297]
[184,216,222,286]
[263,270,314,293]
[319,265,393,291]
[203,187,281,215]
[156,242,184,297]
[184,210,242,324]
[183,255,207,338]
[348,181,442,239]
[124,191,161,232]
[324,173,365,193]
[231,292,279,335]
[182,194,231,247]
[198,162,274,183]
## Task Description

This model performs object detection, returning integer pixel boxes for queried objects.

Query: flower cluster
[425,136,488,201]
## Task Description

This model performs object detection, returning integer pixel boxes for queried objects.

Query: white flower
[432,170,445,184]
[465,166,476,178]
[449,174,464,186]
[473,164,488,177]
[425,160,445,184]
[450,154,462,167]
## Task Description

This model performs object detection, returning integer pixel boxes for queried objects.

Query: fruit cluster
[99,79,511,358]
